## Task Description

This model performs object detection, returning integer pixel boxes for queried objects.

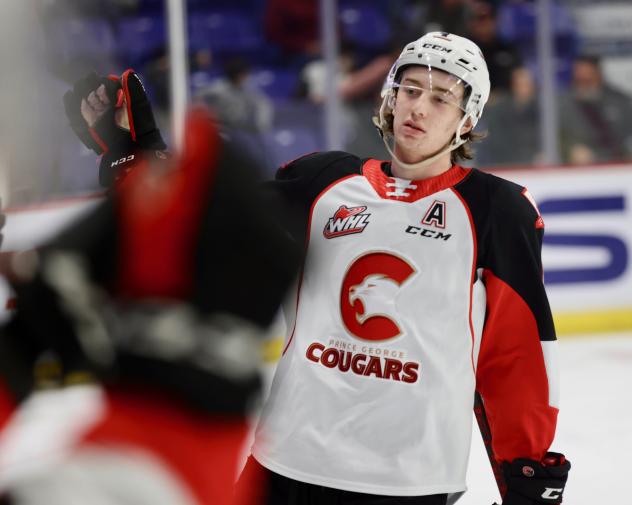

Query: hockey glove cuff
[502,452,570,505]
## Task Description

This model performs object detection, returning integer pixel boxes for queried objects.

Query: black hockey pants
[238,457,448,505]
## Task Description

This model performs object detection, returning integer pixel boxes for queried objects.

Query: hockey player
[244,32,571,505]
[0,73,301,504]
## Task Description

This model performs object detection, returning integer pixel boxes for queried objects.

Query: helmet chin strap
[373,95,471,173]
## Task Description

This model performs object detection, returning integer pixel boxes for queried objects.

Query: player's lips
[403,120,425,134]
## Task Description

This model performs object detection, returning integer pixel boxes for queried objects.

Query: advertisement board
[493,165,632,334]
[1,164,631,335]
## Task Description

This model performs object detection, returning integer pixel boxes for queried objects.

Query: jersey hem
[252,452,467,497]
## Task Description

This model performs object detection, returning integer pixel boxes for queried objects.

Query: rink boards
[1,163,632,335]
[492,164,632,335]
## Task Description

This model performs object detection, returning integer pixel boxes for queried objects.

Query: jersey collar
[362,159,470,202]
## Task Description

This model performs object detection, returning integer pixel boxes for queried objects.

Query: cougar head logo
[349,274,400,325]
[340,252,416,341]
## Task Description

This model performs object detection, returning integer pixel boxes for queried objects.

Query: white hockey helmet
[374,32,491,170]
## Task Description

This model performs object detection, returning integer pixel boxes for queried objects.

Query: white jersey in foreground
[253,152,560,496]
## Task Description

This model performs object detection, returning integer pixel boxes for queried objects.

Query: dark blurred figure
[196,57,273,135]
[264,0,319,62]
[480,66,540,166]
[0,72,301,504]
[466,1,522,94]
[142,49,170,113]
[559,56,632,164]
[424,0,470,37]
[143,48,216,131]
[338,39,407,159]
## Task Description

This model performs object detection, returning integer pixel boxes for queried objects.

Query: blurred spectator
[466,1,522,94]
[338,43,403,159]
[559,56,632,164]
[142,49,170,111]
[144,48,215,113]
[191,49,213,74]
[424,0,470,37]
[479,66,540,166]
[196,57,273,134]
[264,0,319,62]
[301,43,355,104]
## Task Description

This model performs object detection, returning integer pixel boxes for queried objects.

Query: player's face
[392,66,470,164]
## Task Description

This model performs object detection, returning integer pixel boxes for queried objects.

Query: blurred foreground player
[0,203,14,433]
[0,75,301,504]
[244,32,571,504]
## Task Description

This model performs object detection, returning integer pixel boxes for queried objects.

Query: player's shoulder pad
[275,151,362,181]
[478,171,542,229]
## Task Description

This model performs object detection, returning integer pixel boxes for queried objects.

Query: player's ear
[387,93,396,110]
[459,117,473,136]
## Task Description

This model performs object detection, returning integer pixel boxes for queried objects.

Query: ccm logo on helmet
[422,43,453,53]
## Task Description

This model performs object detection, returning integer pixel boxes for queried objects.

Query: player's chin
[395,145,430,165]
[396,135,428,155]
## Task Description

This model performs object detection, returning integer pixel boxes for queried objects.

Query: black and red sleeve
[475,176,559,464]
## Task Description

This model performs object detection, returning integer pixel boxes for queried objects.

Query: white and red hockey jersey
[253,152,559,496]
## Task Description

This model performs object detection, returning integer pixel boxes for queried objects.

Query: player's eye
[433,94,449,105]
[403,86,422,98]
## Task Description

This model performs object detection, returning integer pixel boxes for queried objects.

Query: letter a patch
[421,200,446,229]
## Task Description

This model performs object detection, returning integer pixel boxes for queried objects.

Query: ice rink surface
[260,331,632,504]
[461,332,632,504]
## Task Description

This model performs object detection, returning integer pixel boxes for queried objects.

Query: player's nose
[411,93,431,117]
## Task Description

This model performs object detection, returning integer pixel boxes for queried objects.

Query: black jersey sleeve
[262,151,362,244]
[192,139,303,327]
[474,176,559,464]
[273,151,361,205]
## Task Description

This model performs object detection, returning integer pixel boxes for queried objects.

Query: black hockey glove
[63,69,167,187]
[500,452,570,505]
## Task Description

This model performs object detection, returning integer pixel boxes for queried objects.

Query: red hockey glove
[63,69,167,187]
[500,452,570,505]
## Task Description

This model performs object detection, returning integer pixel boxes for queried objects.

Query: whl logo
[324,205,371,239]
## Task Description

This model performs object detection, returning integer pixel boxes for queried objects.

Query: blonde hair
[452,130,486,163]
